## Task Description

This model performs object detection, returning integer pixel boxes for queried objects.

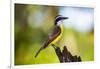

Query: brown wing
[35,26,61,57]
[43,26,61,48]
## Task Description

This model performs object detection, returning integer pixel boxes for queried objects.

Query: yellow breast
[50,24,63,44]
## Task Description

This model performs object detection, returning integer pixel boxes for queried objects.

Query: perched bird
[35,15,68,58]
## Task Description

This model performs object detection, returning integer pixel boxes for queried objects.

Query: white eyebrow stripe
[55,15,62,20]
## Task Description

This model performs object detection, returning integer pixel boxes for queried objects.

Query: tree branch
[52,45,81,63]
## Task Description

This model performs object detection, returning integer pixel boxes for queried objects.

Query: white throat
[57,20,63,26]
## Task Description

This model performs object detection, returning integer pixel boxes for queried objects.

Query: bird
[35,15,68,58]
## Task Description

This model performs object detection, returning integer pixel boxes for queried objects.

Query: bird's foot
[51,44,57,49]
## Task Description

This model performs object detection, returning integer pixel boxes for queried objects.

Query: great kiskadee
[35,15,68,58]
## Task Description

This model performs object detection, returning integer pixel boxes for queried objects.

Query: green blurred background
[15,4,94,65]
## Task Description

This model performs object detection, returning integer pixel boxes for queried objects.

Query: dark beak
[62,17,69,20]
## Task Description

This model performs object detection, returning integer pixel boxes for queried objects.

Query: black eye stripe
[55,15,68,25]
[55,17,62,22]
[55,17,62,25]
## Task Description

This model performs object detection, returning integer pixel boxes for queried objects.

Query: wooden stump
[52,44,81,63]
